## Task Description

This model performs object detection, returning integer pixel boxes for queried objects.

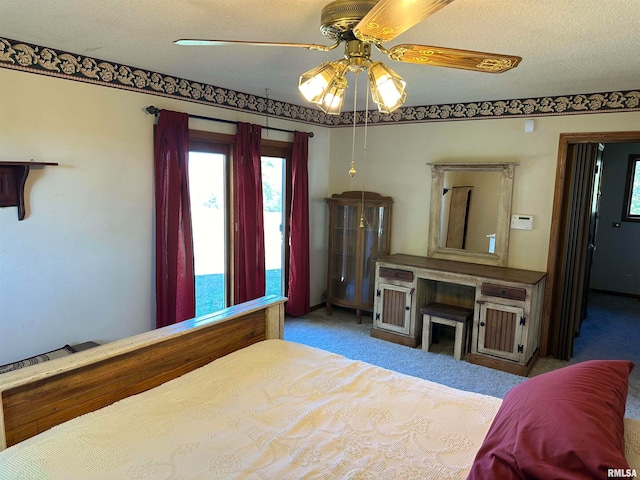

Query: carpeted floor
[284,291,640,419]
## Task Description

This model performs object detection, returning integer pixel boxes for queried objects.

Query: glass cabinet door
[329,203,359,303]
[361,204,390,305]
[324,191,393,321]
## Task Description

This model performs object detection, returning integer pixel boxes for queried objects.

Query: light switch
[524,119,535,133]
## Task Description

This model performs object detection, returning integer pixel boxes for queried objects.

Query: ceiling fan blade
[354,0,455,44]
[174,39,337,52]
[387,44,521,73]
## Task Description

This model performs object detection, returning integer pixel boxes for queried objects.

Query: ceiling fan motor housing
[320,0,378,41]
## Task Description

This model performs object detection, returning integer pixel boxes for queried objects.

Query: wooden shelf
[0,161,58,220]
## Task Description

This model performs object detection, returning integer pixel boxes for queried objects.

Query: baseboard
[311,302,374,318]
[370,328,418,348]
[467,349,539,377]
[590,289,640,300]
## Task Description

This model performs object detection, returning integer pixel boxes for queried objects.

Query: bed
[1,295,639,479]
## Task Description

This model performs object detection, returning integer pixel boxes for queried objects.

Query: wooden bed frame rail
[0,295,286,450]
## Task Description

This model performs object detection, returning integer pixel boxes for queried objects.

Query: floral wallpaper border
[1,36,639,127]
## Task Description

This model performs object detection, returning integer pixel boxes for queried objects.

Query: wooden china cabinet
[324,191,393,322]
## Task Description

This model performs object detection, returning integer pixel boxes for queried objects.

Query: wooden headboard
[0,295,286,450]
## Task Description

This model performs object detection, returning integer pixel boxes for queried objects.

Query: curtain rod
[145,106,314,138]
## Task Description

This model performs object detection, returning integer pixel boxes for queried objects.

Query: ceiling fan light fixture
[178,0,522,117]
[299,60,349,114]
[368,61,406,113]
[318,74,348,115]
[298,61,347,104]
[298,62,338,103]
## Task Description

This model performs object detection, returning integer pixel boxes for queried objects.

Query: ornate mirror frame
[427,162,517,267]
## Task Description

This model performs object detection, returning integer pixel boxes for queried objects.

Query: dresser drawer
[379,267,414,282]
[481,283,526,301]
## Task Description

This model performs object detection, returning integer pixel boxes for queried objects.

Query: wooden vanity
[372,254,546,376]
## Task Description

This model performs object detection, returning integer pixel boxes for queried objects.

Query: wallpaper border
[2,36,639,127]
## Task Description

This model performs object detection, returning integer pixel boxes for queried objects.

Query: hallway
[576,292,640,389]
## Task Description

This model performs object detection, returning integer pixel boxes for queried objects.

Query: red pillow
[467,360,634,480]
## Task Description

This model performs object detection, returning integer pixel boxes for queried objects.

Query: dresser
[372,254,546,375]
[324,192,393,322]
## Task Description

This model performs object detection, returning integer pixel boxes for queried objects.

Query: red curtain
[154,110,195,328]
[233,122,265,303]
[286,131,310,316]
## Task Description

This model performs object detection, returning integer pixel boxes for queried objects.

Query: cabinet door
[477,302,525,362]
[328,203,359,303]
[360,204,391,306]
[375,283,412,335]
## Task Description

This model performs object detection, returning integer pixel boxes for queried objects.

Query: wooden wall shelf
[0,161,58,220]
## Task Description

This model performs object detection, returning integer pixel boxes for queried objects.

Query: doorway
[189,153,289,316]
[189,150,228,315]
[188,132,293,316]
[261,156,286,297]
[542,131,640,359]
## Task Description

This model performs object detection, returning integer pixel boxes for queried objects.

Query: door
[328,201,360,305]
[544,132,640,359]
[188,132,293,315]
[477,302,525,362]
[547,142,600,359]
[189,150,288,316]
[375,283,413,335]
[189,150,228,315]
[261,156,286,296]
[536,132,640,359]
[579,143,604,328]
[360,202,391,307]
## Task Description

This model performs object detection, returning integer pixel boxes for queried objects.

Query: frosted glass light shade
[299,62,340,104]
[368,61,406,113]
[318,75,347,115]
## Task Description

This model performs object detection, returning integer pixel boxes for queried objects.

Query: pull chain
[360,89,370,228]
[349,71,359,178]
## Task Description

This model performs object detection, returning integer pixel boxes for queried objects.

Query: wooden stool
[420,303,474,360]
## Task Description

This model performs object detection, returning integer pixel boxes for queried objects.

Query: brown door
[376,283,412,335]
[542,131,640,360]
[549,143,599,359]
[579,144,604,330]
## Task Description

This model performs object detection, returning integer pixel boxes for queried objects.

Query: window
[261,141,293,300]
[188,130,292,316]
[622,154,640,222]
[189,133,230,315]
[261,156,286,297]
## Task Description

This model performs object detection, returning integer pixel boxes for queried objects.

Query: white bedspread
[0,339,506,479]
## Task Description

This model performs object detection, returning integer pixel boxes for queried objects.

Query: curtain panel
[286,131,311,316]
[154,110,195,328]
[233,122,266,303]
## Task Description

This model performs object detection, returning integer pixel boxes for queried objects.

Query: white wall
[329,113,640,272]
[0,68,330,365]
[3,64,640,365]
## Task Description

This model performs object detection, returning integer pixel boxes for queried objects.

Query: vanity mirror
[427,162,517,266]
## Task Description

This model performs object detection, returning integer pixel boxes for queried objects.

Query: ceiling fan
[175,0,521,114]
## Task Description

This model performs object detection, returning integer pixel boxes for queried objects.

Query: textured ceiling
[1,0,639,112]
